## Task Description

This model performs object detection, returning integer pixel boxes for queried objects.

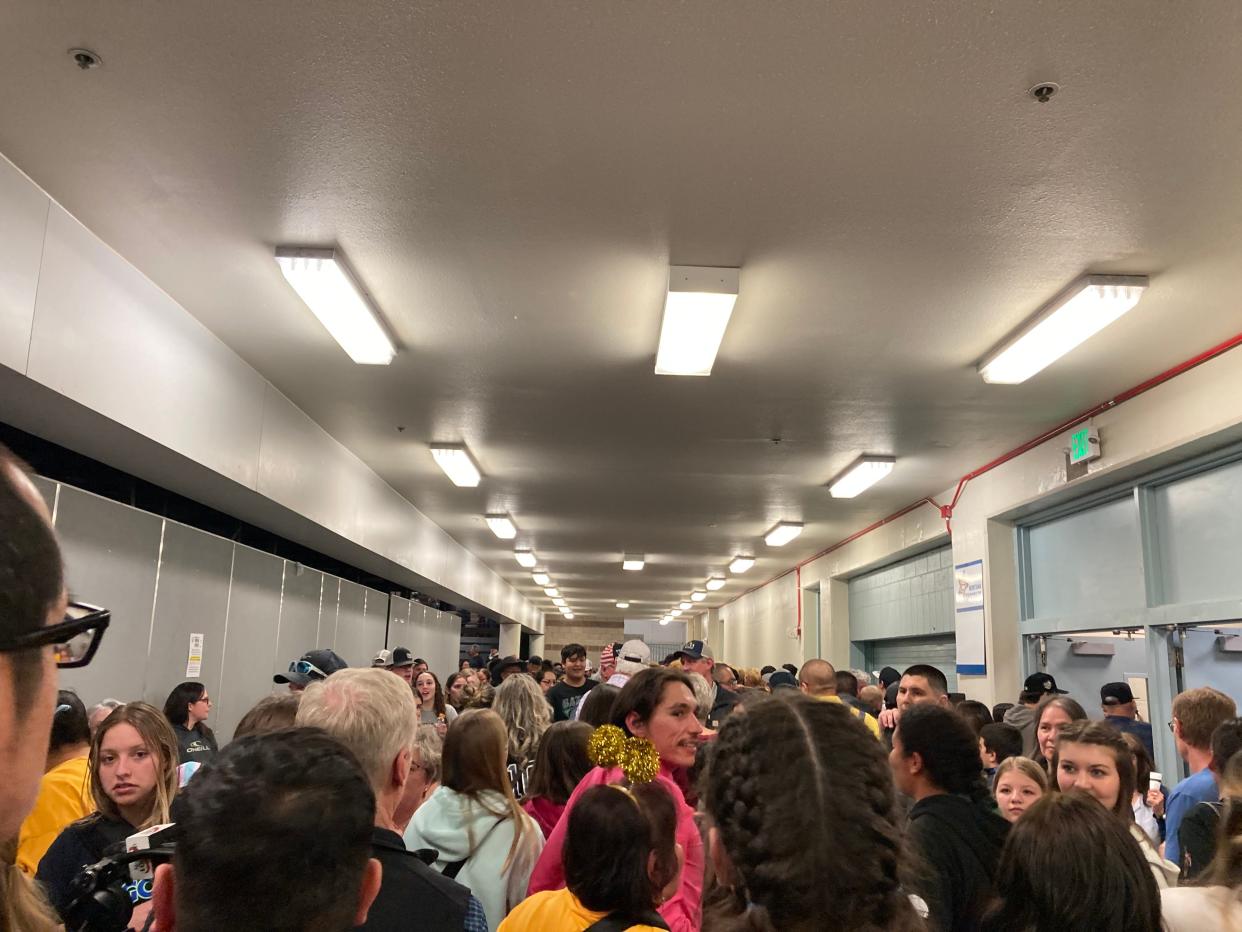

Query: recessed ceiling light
[655,266,740,376]
[728,555,755,574]
[615,601,630,609]
[429,444,483,488]
[979,274,1149,384]
[828,456,897,499]
[514,549,538,568]
[485,513,518,540]
[553,597,567,607]
[544,587,560,598]
[622,554,645,571]
[660,615,672,625]
[764,522,803,547]
[531,571,551,586]
[275,247,395,364]
[705,576,727,591]
[671,609,683,617]
[679,601,692,610]
[690,590,707,602]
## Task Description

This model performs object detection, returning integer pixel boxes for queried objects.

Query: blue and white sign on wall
[955,559,986,676]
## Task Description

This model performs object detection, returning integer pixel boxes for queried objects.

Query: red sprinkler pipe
[724,330,1242,611]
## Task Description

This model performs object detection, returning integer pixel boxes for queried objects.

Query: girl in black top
[36,702,180,919]
[163,681,219,765]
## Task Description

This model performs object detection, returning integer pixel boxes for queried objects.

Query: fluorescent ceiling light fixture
[671,609,683,617]
[553,598,567,607]
[485,513,518,540]
[563,611,575,620]
[679,601,692,610]
[705,576,727,591]
[544,587,560,598]
[654,266,741,376]
[660,615,672,625]
[429,444,483,488]
[764,522,803,547]
[979,274,1150,384]
[274,247,395,364]
[615,601,630,609]
[514,549,538,568]
[531,571,551,586]
[728,555,755,574]
[622,554,645,571]
[828,455,897,499]
[690,590,707,602]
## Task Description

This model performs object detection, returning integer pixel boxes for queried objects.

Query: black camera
[63,843,175,932]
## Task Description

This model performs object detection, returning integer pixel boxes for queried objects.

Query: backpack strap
[583,909,671,932]
[439,818,504,879]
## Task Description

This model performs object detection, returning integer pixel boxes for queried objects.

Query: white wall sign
[954,560,986,676]
[185,632,204,678]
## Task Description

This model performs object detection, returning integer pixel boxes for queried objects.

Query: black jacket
[706,685,740,730]
[907,794,1010,932]
[358,827,472,932]
[173,722,219,765]
[36,813,141,920]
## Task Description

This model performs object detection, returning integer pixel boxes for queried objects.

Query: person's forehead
[901,675,931,690]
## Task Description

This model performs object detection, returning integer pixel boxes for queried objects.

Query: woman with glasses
[162,681,218,766]
[36,701,180,919]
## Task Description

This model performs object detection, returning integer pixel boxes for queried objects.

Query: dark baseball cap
[389,647,416,668]
[675,640,711,661]
[768,671,798,690]
[274,649,348,686]
[1101,681,1135,705]
[878,666,902,688]
[1023,672,1068,696]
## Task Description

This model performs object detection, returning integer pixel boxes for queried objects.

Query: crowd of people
[7,440,1242,931]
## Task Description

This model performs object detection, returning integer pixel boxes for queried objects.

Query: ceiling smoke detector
[69,48,102,70]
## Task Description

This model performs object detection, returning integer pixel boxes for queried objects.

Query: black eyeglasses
[0,601,110,668]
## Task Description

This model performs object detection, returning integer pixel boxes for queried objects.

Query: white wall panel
[275,564,325,669]
[218,545,284,740]
[0,157,48,373]
[27,205,267,487]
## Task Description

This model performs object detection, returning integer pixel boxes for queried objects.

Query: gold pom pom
[620,736,661,784]
[588,724,627,769]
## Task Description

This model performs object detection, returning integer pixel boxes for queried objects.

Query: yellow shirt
[16,756,93,875]
[814,694,883,739]
[499,888,665,932]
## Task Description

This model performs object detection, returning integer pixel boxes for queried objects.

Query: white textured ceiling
[2,1,1242,623]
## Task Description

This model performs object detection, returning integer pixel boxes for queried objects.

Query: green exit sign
[1069,426,1100,465]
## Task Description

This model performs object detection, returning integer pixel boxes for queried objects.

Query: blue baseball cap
[675,640,711,661]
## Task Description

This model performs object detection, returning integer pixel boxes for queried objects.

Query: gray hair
[412,724,443,784]
[296,667,418,794]
[687,672,714,724]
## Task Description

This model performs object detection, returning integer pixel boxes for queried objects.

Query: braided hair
[702,694,921,931]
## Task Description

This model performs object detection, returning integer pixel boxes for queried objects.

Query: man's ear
[392,746,412,791]
[908,750,925,776]
[354,858,383,925]
[937,693,951,708]
[152,862,176,931]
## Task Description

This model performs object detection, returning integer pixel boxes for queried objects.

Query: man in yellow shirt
[798,659,883,740]
[16,690,94,874]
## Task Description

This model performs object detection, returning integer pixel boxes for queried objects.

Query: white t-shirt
[1161,885,1242,932]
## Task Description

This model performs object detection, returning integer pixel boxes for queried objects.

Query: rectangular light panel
[531,572,551,587]
[553,598,567,607]
[679,601,692,610]
[485,513,518,540]
[514,549,538,568]
[429,444,482,488]
[275,248,395,364]
[654,266,740,376]
[728,555,755,574]
[690,590,707,602]
[544,587,560,598]
[705,576,726,591]
[828,456,897,499]
[670,608,683,617]
[764,522,804,547]
[622,554,646,572]
[979,275,1149,384]
[615,601,630,609]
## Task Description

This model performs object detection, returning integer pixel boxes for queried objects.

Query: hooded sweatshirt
[1002,703,1038,758]
[907,794,1010,932]
[528,763,703,932]
[404,787,544,932]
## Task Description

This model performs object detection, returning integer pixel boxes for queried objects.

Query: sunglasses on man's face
[0,601,110,668]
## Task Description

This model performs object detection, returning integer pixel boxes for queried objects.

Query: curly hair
[702,694,921,931]
[493,672,551,765]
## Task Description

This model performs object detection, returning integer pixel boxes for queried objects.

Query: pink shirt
[527,762,704,932]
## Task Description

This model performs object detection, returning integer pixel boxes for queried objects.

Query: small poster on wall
[185,633,204,678]
[955,560,986,676]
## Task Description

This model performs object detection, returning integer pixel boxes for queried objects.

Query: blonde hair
[493,674,551,765]
[442,709,530,871]
[994,755,1050,792]
[297,667,419,793]
[741,667,763,688]
[1173,687,1237,750]
[90,702,179,828]
[1,837,58,932]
